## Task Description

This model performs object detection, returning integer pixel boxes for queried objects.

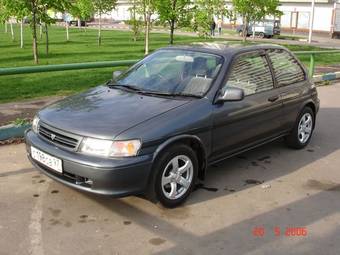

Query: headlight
[79,138,141,157]
[32,116,40,133]
[110,140,142,157]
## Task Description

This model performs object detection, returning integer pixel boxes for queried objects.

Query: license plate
[31,146,63,173]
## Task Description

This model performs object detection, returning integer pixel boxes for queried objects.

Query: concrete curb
[0,124,31,141]
[313,71,340,83]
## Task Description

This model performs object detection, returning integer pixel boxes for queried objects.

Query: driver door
[210,51,284,161]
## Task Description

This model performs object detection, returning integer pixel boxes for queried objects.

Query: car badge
[51,134,56,140]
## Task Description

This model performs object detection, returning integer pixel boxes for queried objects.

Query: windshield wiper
[139,90,202,99]
[107,82,202,98]
[171,93,202,98]
[107,83,142,92]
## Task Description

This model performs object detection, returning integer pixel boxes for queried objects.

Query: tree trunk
[5,21,8,33]
[20,20,24,48]
[252,20,256,40]
[169,20,175,45]
[144,12,150,55]
[10,22,14,41]
[66,22,69,41]
[31,5,39,64]
[169,0,177,44]
[242,16,248,42]
[45,24,49,56]
[78,19,81,30]
[39,23,43,40]
[132,2,137,42]
[98,13,102,46]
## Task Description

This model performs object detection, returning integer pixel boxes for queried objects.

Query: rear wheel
[152,144,198,208]
[285,107,315,149]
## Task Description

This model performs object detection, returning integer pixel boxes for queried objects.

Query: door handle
[268,95,279,102]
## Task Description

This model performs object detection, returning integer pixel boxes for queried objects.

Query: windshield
[113,50,223,97]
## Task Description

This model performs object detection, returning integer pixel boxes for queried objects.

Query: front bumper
[25,130,153,197]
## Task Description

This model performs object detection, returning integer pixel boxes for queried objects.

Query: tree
[232,0,282,42]
[193,0,228,38]
[127,0,143,42]
[139,0,155,54]
[4,0,72,63]
[92,0,117,46]
[155,0,191,45]
[125,0,154,54]
[39,1,72,57]
[0,1,8,33]
[72,0,94,31]
[0,0,15,41]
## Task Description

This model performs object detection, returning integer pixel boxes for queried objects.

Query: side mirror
[216,87,244,103]
[113,70,123,80]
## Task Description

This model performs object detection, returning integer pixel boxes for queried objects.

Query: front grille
[38,123,80,149]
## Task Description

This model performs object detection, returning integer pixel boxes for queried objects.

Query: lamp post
[308,0,316,43]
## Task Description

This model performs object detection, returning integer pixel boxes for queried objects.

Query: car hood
[38,86,190,139]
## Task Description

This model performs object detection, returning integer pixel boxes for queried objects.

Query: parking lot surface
[1,83,340,255]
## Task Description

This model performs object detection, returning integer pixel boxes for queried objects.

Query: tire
[258,32,265,39]
[285,107,315,149]
[150,144,198,208]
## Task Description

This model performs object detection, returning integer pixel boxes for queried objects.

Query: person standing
[210,19,216,37]
[217,18,222,36]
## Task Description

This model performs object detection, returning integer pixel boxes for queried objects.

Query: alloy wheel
[161,155,194,200]
[298,113,313,144]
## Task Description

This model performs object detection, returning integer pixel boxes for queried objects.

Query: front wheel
[258,32,265,39]
[285,107,315,149]
[153,144,198,208]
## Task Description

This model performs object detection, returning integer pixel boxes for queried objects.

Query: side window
[268,49,305,86]
[226,53,274,96]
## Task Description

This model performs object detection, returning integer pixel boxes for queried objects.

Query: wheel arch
[301,101,317,128]
[152,135,208,181]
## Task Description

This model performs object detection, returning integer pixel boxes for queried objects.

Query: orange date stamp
[252,226,308,237]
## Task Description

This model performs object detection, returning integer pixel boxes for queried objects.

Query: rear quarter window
[268,49,305,86]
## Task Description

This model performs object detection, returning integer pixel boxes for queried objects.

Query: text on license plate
[31,146,63,173]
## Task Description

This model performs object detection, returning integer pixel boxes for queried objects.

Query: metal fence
[294,50,340,77]
[0,60,138,76]
[1,50,340,78]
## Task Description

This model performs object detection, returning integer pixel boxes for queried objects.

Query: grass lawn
[1,24,340,103]
[0,24,221,103]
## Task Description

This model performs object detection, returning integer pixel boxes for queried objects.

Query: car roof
[160,43,288,58]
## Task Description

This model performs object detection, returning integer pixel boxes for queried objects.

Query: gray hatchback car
[25,43,319,207]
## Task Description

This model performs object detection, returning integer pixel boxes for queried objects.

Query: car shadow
[85,187,340,255]
[186,106,340,205]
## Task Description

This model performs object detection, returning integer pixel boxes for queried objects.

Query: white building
[99,0,131,21]
[105,0,340,34]
[277,0,338,33]
[225,0,340,33]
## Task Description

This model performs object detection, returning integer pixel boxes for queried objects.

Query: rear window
[268,49,305,86]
